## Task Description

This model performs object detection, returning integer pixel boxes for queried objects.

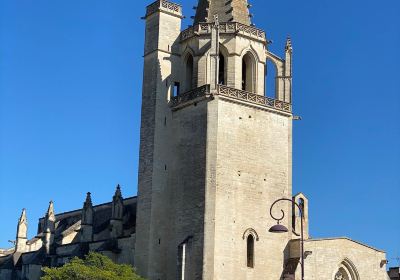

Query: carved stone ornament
[335,271,345,280]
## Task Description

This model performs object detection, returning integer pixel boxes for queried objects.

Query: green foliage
[41,252,145,280]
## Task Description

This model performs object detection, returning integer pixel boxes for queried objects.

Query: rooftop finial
[19,208,27,224]
[84,192,93,208]
[46,201,55,221]
[114,184,123,200]
[285,37,293,52]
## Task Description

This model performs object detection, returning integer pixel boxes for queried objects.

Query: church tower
[135,0,294,279]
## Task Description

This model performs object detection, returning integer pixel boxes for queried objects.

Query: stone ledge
[170,85,292,114]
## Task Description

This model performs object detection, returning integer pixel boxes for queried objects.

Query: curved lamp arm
[269,197,305,280]
[270,198,303,225]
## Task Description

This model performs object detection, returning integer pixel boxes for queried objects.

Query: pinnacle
[19,208,27,224]
[285,37,293,52]
[46,201,55,221]
[84,192,93,208]
[114,184,123,200]
[86,192,92,202]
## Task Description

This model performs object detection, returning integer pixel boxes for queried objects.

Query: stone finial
[16,209,28,239]
[43,201,56,254]
[113,185,123,201]
[194,0,251,25]
[285,37,293,53]
[214,14,219,26]
[82,192,94,226]
[43,201,56,235]
[81,192,94,242]
[84,192,93,209]
[45,201,55,222]
[16,209,28,252]
[111,185,124,238]
[112,185,124,220]
[19,209,27,225]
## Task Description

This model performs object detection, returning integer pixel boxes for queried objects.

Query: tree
[41,252,145,280]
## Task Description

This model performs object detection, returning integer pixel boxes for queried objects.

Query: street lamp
[269,198,305,280]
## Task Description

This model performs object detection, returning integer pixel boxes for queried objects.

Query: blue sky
[1,0,399,265]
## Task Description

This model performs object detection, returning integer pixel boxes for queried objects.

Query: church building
[0,0,392,279]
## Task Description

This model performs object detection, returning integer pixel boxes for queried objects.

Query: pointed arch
[333,259,360,280]
[266,51,285,99]
[239,45,261,63]
[241,51,257,92]
[182,49,195,92]
[218,43,229,85]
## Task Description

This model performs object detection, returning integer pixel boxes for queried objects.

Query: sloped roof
[38,197,137,241]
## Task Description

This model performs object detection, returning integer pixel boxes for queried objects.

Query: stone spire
[110,185,124,238]
[44,201,55,230]
[84,191,92,206]
[81,192,94,242]
[43,201,56,254]
[112,185,124,220]
[194,0,251,25]
[15,209,28,252]
[285,37,293,53]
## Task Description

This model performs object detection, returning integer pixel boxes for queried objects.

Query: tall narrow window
[247,235,254,268]
[242,52,256,92]
[218,53,225,85]
[185,55,194,92]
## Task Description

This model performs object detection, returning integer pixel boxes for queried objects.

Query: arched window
[334,259,360,280]
[218,53,226,85]
[185,54,194,92]
[247,235,254,268]
[242,52,256,92]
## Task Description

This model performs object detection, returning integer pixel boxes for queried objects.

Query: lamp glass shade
[269,224,289,233]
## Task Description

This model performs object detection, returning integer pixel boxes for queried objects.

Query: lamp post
[269,198,305,280]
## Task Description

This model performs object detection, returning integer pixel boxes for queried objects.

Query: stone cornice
[180,22,266,44]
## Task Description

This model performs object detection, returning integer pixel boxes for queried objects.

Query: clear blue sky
[1,0,399,265]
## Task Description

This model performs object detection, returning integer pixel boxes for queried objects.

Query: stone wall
[203,97,293,280]
[290,238,388,280]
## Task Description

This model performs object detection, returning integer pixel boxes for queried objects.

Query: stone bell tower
[135,0,294,279]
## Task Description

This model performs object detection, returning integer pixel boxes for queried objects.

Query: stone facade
[0,0,393,280]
